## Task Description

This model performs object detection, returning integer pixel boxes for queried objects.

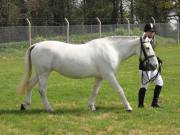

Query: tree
[119,0,124,24]
[48,0,79,25]
[130,0,134,23]
[134,0,174,23]
[0,0,178,26]
[173,0,180,18]
[110,0,119,24]
[81,0,124,24]
[0,0,21,26]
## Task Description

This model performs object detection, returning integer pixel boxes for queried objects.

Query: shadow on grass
[55,106,123,115]
[0,106,124,115]
[0,109,47,115]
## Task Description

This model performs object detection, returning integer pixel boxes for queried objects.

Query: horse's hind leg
[89,78,102,111]
[38,71,54,112]
[21,75,38,110]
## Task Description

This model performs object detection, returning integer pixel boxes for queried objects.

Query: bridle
[139,37,162,85]
[140,37,156,65]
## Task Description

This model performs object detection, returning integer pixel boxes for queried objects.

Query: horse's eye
[146,47,150,50]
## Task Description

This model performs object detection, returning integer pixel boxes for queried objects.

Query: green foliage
[131,27,143,36]
[0,0,178,26]
[115,27,129,35]
[134,0,174,22]
[156,35,177,46]
[32,36,47,43]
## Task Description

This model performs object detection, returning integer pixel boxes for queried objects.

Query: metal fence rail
[0,23,179,45]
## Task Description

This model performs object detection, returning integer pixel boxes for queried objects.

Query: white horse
[17,36,158,112]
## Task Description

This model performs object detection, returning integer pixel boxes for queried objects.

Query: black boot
[138,88,147,108]
[151,85,162,108]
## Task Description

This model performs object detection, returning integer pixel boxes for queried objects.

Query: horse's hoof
[127,109,132,112]
[89,105,96,112]
[46,108,54,113]
[91,108,96,112]
[20,104,26,111]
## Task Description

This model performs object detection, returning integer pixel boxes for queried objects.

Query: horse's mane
[85,36,139,45]
[106,36,139,40]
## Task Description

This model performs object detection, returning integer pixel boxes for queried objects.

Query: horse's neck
[111,38,139,61]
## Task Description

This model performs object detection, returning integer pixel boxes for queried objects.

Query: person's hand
[157,57,162,64]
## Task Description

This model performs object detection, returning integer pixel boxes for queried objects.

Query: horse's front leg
[104,72,132,112]
[21,75,38,110]
[89,78,103,111]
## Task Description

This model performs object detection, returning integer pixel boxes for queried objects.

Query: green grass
[0,43,179,135]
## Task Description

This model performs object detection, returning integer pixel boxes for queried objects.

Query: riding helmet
[144,23,156,32]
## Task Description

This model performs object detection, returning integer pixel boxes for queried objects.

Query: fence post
[125,18,130,36]
[26,18,31,46]
[151,17,156,24]
[64,18,69,43]
[96,17,101,38]
[90,25,93,33]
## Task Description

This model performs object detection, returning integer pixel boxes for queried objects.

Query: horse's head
[136,41,158,71]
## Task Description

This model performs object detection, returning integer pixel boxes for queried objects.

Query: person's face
[145,31,155,38]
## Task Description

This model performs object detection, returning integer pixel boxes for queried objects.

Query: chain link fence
[0,23,179,45]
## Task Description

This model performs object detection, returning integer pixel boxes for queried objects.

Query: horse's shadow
[0,109,45,115]
[0,106,122,115]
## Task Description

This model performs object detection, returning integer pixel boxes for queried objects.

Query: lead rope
[141,60,162,85]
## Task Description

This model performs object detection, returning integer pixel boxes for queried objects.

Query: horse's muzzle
[149,63,157,71]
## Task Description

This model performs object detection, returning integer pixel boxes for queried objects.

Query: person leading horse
[138,23,163,108]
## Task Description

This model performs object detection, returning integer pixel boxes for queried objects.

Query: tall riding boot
[151,85,162,108]
[138,88,147,107]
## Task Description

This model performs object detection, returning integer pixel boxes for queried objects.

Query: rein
[141,65,162,85]
[139,37,162,85]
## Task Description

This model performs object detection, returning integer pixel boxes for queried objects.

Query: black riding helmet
[144,23,156,32]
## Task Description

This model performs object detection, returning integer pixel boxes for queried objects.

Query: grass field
[0,43,179,135]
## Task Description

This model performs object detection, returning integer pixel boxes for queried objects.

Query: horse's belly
[56,67,100,78]
[54,63,100,78]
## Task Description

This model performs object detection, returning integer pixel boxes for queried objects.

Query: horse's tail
[17,45,35,95]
